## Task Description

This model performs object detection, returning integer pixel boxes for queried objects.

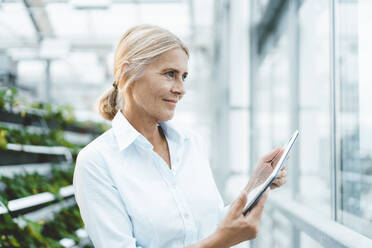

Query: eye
[165,71,175,78]
[182,73,188,81]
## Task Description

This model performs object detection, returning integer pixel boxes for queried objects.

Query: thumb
[248,188,269,218]
[262,147,281,162]
[232,190,248,212]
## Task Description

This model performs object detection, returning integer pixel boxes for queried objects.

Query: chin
[158,111,175,122]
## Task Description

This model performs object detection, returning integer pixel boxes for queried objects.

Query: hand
[270,157,288,189]
[213,189,270,247]
[245,147,289,192]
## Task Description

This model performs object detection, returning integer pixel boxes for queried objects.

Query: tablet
[242,130,299,215]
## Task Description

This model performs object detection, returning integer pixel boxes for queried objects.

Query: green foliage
[0,204,92,248]
[0,88,17,111]
[0,130,7,149]
[41,205,84,243]
[0,165,74,203]
[0,213,62,248]
[0,126,83,153]
[0,86,108,134]
[30,103,76,127]
[0,87,97,248]
[72,120,110,134]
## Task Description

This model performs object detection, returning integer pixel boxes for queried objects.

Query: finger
[231,190,248,216]
[276,170,287,179]
[272,177,287,187]
[281,163,287,171]
[272,179,281,186]
[270,149,285,167]
[270,183,279,189]
[262,147,282,162]
[247,189,269,219]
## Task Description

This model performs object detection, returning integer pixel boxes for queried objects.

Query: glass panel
[229,110,249,174]
[257,209,292,247]
[17,60,46,88]
[138,3,190,37]
[298,0,331,218]
[47,3,90,37]
[46,3,190,39]
[300,232,322,248]
[253,31,291,166]
[229,0,250,107]
[336,0,372,239]
[251,0,272,25]
[252,20,292,246]
[0,2,37,42]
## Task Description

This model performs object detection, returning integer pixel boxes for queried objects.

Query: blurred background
[0,0,372,247]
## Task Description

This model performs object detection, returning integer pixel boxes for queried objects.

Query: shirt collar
[112,110,190,151]
[159,121,189,145]
[112,110,141,151]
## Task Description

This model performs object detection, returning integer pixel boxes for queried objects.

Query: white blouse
[73,110,229,248]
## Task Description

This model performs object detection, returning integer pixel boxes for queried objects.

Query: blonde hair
[97,24,189,121]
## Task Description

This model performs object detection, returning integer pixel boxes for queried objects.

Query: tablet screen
[242,130,299,215]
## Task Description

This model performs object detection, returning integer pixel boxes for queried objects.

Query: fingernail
[240,190,246,197]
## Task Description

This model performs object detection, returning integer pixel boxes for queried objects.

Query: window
[298,0,332,218]
[335,0,372,239]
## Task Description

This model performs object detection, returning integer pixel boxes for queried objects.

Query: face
[125,48,189,122]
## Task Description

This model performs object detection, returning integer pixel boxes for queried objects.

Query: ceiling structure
[0,0,216,122]
[0,0,214,60]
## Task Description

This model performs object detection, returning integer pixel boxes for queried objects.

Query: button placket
[150,134,197,246]
[175,186,198,244]
[148,144,196,246]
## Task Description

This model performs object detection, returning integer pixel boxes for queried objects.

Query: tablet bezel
[242,130,299,215]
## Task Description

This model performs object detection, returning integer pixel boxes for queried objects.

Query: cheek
[148,82,172,101]
[134,82,169,108]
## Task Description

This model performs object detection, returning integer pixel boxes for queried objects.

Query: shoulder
[74,129,119,188]
[76,128,116,168]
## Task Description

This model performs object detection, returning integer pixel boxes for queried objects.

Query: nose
[171,78,186,96]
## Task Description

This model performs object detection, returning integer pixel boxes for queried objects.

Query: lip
[163,99,178,106]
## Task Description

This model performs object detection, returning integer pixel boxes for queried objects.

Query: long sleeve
[73,147,142,248]
[192,131,231,225]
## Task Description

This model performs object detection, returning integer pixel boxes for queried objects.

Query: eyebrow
[161,67,188,75]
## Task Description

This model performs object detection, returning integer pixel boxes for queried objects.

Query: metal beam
[22,0,55,42]
[255,0,288,55]
[22,0,43,41]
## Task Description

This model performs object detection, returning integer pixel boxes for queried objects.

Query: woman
[73,24,287,248]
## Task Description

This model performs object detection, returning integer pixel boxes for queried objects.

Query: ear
[117,61,130,85]
[125,78,137,97]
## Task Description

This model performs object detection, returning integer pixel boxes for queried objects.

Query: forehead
[149,48,189,72]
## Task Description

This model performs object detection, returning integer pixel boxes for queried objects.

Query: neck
[121,106,163,147]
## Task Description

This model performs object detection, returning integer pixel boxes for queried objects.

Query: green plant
[41,205,84,243]
[1,87,107,135]
[0,204,92,248]
[0,213,63,247]
[0,165,74,204]
[0,130,7,149]
[30,103,75,127]
[0,126,83,151]
[0,88,17,111]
